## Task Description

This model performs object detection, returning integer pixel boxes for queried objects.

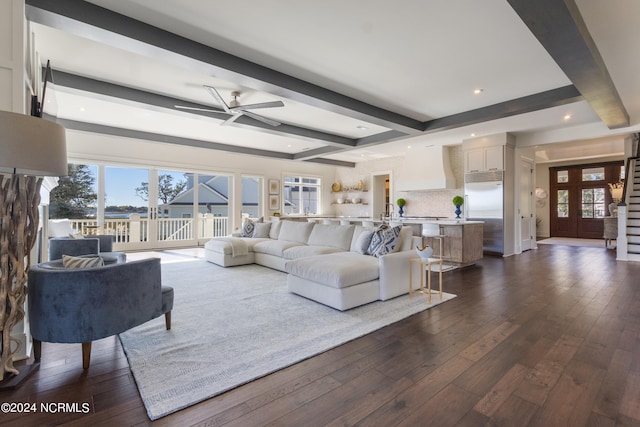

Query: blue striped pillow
[367,224,402,257]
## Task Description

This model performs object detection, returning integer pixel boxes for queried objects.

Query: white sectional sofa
[205,220,423,310]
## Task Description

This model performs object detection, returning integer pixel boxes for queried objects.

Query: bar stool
[422,223,446,260]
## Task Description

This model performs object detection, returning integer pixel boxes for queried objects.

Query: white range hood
[396,145,456,191]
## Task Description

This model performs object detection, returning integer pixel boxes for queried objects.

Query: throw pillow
[354,230,375,254]
[367,224,402,257]
[62,255,104,269]
[241,218,256,237]
[252,222,272,238]
[69,232,85,239]
[241,217,264,237]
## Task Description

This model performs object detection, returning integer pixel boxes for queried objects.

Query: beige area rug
[119,259,457,420]
[537,237,608,248]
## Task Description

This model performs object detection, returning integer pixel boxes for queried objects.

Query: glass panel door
[197,174,230,240]
[105,166,150,249]
[242,176,263,219]
[156,170,191,245]
[49,163,98,234]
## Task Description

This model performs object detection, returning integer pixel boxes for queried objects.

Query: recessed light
[473,88,483,95]
[79,107,86,112]
[356,125,369,130]
[287,144,292,148]
[563,114,572,121]
[470,133,476,137]
[407,145,412,149]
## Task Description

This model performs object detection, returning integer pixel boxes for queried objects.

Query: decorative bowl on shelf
[351,197,360,204]
[415,244,433,261]
[336,198,345,204]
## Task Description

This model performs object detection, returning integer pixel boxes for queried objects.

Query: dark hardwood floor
[2,244,640,426]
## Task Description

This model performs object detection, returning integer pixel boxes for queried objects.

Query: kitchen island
[275,216,483,265]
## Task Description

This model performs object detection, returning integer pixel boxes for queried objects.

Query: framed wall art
[269,194,280,210]
[269,179,280,195]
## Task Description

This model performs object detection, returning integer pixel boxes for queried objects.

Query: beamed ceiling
[24,0,640,166]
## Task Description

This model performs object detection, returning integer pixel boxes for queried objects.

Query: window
[557,189,569,217]
[242,176,263,219]
[283,176,321,215]
[557,170,569,183]
[581,188,605,218]
[582,167,605,181]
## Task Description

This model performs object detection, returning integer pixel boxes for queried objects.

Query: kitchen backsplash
[333,145,465,218]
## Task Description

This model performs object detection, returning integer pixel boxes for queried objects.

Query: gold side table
[409,257,443,304]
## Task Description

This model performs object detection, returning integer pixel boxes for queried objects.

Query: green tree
[49,164,97,219]
[135,174,187,204]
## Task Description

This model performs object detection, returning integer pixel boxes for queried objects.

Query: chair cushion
[285,252,379,289]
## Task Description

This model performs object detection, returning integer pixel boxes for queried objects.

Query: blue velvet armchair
[28,258,173,369]
[48,235,127,263]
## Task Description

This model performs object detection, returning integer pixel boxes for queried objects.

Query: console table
[603,217,618,249]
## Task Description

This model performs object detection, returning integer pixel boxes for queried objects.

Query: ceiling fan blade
[204,85,232,113]
[242,110,282,126]
[230,100,285,112]
[220,113,242,126]
[175,105,225,113]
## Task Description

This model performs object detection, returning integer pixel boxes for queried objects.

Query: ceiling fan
[175,85,284,126]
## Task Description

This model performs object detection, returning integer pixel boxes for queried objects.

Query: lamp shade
[0,110,67,176]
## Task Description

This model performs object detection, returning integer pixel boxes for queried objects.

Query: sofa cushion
[269,220,282,239]
[307,224,355,251]
[205,237,270,255]
[277,221,315,244]
[48,219,73,238]
[368,224,402,257]
[283,245,344,260]
[253,239,305,257]
[241,217,263,237]
[285,252,379,289]
[350,225,377,252]
[252,222,272,238]
[353,230,375,254]
[397,226,414,252]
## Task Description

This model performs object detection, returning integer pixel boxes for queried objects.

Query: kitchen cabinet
[464,146,503,173]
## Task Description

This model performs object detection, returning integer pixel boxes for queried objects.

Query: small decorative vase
[455,205,462,219]
[609,202,618,217]
[415,245,433,261]
[398,206,404,217]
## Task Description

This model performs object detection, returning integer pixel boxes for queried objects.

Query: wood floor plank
[473,363,529,417]
[619,371,640,421]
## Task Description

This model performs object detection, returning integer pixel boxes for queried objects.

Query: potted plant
[396,198,406,217]
[452,195,464,219]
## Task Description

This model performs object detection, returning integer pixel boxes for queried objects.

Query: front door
[549,162,623,239]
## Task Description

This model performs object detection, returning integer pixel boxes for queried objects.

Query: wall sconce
[0,110,66,385]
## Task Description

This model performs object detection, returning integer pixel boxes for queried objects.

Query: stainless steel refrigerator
[464,171,504,255]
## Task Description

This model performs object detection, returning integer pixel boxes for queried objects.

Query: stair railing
[619,133,639,208]
[616,133,639,261]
